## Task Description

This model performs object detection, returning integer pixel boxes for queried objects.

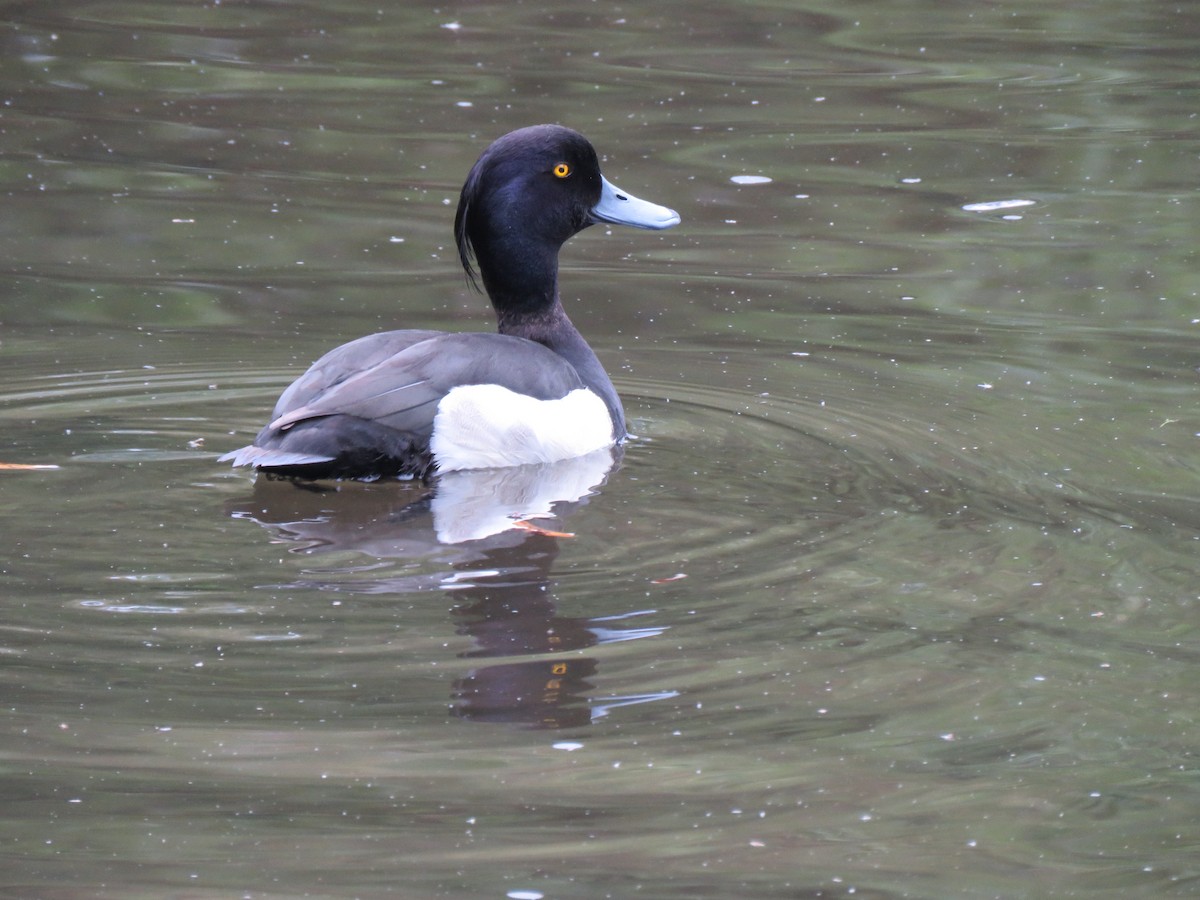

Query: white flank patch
[430,385,614,471]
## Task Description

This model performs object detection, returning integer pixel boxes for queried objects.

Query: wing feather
[266,331,585,441]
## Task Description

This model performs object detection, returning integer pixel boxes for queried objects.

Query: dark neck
[497,300,626,440]
[473,223,625,438]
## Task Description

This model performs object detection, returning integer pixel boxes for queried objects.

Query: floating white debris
[900,177,922,184]
[552,741,584,751]
[441,21,462,30]
[506,892,544,900]
[962,199,1036,212]
[730,174,772,185]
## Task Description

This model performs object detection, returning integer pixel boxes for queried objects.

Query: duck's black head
[454,124,678,314]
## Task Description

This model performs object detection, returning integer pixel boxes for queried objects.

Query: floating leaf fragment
[962,198,1035,212]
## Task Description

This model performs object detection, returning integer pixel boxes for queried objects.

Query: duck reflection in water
[226,458,674,728]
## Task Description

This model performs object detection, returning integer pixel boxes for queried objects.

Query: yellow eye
[553,162,571,178]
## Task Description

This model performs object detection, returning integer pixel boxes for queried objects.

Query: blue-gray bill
[590,175,680,230]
